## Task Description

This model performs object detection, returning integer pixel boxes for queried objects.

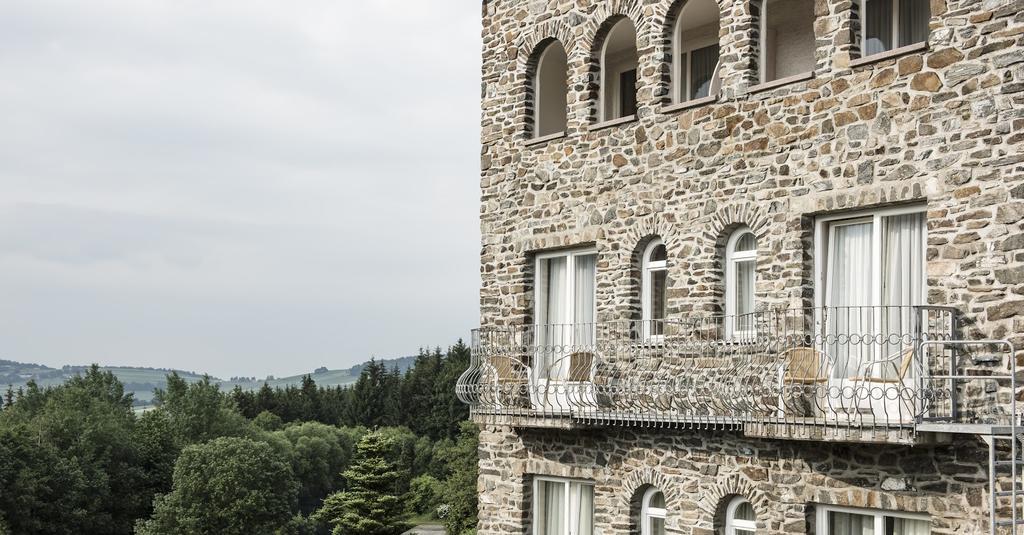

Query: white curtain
[538,257,568,380]
[827,222,874,377]
[574,255,596,348]
[539,481,566,535]
[891,517,929,535]
[881,213,924,366]
[571,483,593,535]
[829,512,875,535]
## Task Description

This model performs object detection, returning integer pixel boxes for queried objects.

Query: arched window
[671,0,721,103]
[753,0,816,84]
[725,228,757,338]
[640,488,666,535]
[599,18,639,122]
[533,40,568,138]
[641,239,667,339]
[725,497,756,535]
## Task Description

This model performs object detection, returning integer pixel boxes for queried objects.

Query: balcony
[456,306,1019,444]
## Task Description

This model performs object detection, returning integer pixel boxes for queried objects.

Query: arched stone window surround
[696,475,771,534]
[619,218,684,324]
[517,21,576,139]
[698,203,771,314]
[580,1,647,123]
[665,0,724,104]
[622,468,679,535]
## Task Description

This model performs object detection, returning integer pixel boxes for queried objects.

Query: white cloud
[0,0,482,377]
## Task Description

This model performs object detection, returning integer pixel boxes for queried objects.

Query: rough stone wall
[479,0,1024,342]
[476,425,991,534]
[476,0,1024,532]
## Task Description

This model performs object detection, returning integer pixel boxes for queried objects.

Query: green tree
[276,422,363,513]
[436,422,479,535]
[255,410,285,431]
[153,373,252,444]
[313,432,408,535]
[137,437,298,535]
[0,366,148,534]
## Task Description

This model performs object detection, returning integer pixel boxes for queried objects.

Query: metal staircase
[917,340,1021,534]
[986,432,1023,533]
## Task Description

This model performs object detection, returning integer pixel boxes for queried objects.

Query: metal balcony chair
[778,347,828,418]
[848,346,917,420]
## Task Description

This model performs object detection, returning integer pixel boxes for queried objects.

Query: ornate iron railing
[456,306,987,435]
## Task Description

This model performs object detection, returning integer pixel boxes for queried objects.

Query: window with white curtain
[640,488,666,535]
[725,497,757,535]
[817,504,930,534]
[860,0,930,57]
[816,206,926,378]
[725,228,757,338]
[672,0,721,103]
[534,477,594,535]
[536,249,597,379]
[641,239,668,339]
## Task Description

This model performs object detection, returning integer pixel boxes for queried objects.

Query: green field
[0,356,415,407]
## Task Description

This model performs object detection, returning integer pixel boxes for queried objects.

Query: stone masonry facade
[474,0,1024,532]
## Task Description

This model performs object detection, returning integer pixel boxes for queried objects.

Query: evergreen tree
[313,432,408,535]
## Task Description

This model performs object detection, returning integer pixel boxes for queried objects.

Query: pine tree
[313,432,408,535]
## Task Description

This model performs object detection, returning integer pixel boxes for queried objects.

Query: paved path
[403,523,445,535]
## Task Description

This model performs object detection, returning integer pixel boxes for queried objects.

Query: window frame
[534,248,599,330]
[724,227,757,339]
[859,0,928,58]
[815,503,930,534]
[724,496,757,535]
[813,204,927,312]
[532,476,595,535]
[671,2,720,103]
[640,487,667,535]
[641,239,668,341]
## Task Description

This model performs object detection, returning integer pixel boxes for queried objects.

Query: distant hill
[0,355,416,407]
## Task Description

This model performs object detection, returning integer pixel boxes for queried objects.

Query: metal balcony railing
[456,305,1017,438]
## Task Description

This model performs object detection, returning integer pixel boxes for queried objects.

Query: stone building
[457,0,1024,533]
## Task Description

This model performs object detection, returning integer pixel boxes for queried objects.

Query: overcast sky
[0,0,482,378]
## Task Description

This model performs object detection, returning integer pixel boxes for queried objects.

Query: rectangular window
[862,0,929,56]
[535,249,597,380]
[619,69,637,117]
[816,206,926,378]
[534,478,594,535]
[818,505,929,534]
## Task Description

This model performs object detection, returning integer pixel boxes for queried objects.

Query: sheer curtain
[572,483,594,535]
[881,213,925,365]
[890,517,929,535]
[827,222,874,377]
[829,512,875,535]
[539,481,566,535]
[864,0,893,55]
[574,255,596,348]
[539,257,568,380]
[898,0,930,46]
